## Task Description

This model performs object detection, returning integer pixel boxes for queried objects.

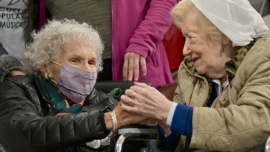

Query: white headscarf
[191,0,269,46]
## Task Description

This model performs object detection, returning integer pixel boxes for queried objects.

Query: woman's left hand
[122,52,147,81]
[121,82,173,122]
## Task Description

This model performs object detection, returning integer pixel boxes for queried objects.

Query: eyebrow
[69,53,83,58]
[183,32,189,37]
[69,53,97,60]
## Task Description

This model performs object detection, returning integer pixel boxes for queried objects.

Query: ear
[40,65,50,79]
[222,35,230,45]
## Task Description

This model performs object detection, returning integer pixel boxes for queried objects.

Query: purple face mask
[50,62,97,103]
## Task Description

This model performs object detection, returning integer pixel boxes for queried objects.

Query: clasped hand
[120,82,173,124]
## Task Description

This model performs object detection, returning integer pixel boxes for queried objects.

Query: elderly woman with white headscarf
[120,0,270,151]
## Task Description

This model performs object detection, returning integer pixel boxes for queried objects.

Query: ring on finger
[132,92,137,99]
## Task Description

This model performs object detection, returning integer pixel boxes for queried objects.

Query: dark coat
[0,74,118,152]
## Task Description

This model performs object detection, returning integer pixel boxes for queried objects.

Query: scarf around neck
[43,80,84,115]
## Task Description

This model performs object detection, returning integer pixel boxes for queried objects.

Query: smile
[192,57,200,62]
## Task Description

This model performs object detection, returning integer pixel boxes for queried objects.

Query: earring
[221,45,224,52]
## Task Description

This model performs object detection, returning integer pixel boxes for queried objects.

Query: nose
[81,62,95,72]
[183,40,191,56]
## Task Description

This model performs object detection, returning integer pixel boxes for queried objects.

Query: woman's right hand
[104,101,152,131]
[115,101,154,127]
[120,82,173,122]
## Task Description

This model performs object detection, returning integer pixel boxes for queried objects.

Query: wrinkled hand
[113,101,150,128]
[121,82,173,122]
[123,52,146,81]
[139,118,157,126]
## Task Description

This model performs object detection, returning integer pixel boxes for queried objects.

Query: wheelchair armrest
[118,124,157,134]
[115,124,158,152]
[95,81,152,100]
[95,81,135,94]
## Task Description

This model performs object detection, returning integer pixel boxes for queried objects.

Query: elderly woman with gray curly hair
[0,19,149,152]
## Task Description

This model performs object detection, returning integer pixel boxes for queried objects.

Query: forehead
[60,39,97,57]
[181,12,200,34]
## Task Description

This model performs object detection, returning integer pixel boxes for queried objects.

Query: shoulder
[248,33,270,60]
[0,75,38,101]
[0,75,43,111]
[1,75,35,89]
[236,34,270,76]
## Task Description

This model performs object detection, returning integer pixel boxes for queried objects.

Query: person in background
[0,55,25,82]
[0,19,149,152]
[0,0,28,59]
[41,0,175,88]
[0,0,43,60]
[120,0,270,151]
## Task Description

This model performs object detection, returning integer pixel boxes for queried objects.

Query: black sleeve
[0,78,110,151]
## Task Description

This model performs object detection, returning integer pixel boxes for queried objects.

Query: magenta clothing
[39,0,175,88]
[111,0,175,88]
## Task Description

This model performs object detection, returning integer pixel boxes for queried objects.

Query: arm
[0,79,110,150]
[121,84,193,151]
[127,0,177,56]
[158,126,181,151]
[0,78,148,150]
[190,56,270,150]
[122,0,177,81]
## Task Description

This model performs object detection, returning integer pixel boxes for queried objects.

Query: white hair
[23,19,104,73]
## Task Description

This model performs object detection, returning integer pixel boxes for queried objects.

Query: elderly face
[182,13,231,79]
[44,39,98,83]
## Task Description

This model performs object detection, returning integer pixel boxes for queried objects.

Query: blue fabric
[171,104,193,136]
[157,104,193,151]
[158,126,181,151]
[159,85,216,150]
[207,84,218,107]
[0,43,8,55]
[149,140,157,152]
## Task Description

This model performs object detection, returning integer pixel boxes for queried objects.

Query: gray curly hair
[23,19,104,73]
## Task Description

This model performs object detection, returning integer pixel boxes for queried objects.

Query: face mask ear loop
[47,60,61,84]
[48,74,57,84]
[50,60,62,67]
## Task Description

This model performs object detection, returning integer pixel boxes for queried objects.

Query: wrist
[109,111,117,135]
[104,113,113,131]
[158,101,173,121]
[158,121,171,137]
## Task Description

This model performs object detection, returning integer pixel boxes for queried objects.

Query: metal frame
[115,125,158,152]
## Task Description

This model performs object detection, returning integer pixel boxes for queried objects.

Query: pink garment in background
[38,0,47,29]
[111,0,175,88]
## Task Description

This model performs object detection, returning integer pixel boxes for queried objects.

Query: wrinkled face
[44,39,98,82]
[181,13,230,78]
